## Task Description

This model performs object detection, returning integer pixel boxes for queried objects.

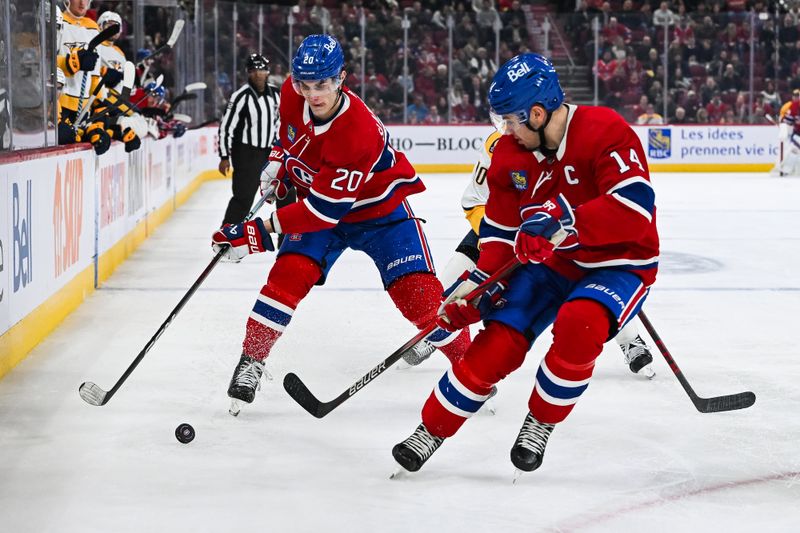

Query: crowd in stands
[565,0,796,124]
[225,0,532,124]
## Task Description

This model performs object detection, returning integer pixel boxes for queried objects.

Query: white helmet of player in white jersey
[97,10,122,31]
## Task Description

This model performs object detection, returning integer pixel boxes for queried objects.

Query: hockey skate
[227,354,265,416]
[510,412,554,479]
[396,340,436,369]
[391,423,445,475]
[620,335,656,378]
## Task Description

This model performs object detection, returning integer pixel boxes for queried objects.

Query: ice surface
[1,173,798,532]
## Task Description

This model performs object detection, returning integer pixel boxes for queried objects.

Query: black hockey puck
[175,423,195,444]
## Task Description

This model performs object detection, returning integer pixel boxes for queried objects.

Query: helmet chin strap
[525,105,557,157]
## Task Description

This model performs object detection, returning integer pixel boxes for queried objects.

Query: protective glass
[291,76,342,98]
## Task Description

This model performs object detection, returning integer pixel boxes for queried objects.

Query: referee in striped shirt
[218,53,281,225]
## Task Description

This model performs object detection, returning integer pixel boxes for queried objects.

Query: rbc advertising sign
[648,128,671,159]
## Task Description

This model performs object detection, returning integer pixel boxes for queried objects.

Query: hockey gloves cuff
[211,218,275,261]
[515,194,578,264]
[260,146,289,202]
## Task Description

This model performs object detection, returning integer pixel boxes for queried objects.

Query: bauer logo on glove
[211,218,275,262]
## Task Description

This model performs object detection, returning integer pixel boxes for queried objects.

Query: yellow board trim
[0,169,219,380]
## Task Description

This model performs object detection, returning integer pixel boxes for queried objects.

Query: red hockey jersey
[478,105,659,286]
[271,79,424,234]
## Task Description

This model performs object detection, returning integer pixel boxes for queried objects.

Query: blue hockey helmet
[136,48,152,62]
[291,34,345,81]
[488,53,564,124]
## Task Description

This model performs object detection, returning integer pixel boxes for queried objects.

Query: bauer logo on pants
[648,128,671,159]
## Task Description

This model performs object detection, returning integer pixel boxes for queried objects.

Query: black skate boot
[620,335,655,377]
[510,412,555,472]
[227,354,265,404]
[399,340,436,367]
[392,423,445,473]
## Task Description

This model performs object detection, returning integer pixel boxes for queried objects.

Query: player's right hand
[211,219,275,261]
[436,268,507,331]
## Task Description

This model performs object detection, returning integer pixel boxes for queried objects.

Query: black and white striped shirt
[218,82,280,158]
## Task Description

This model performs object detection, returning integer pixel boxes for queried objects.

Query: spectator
[406,93,429,124]
[719,64,742,93]
[470,47,497,79]
[425,104,444,124]
[653,2,677,27]
[474,0,502,46]
[761,80,781,112]
[637,103,664,124]
[669,106,691,124]
[696,106,710,123]
[706,92,728,123]
[452,93,477,122]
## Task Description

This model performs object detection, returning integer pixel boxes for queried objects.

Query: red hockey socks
[242,253,321,361]
[422,322,529,438]
[529,298,610,424]
[387,272,470,364]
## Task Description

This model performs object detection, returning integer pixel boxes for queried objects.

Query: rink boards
[0,128,220,378]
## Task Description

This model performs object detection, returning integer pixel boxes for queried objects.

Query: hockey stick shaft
[638,311,755,413]
[79,190,274,406]
[283,259,522,418]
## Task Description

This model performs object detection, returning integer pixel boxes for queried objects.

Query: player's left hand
[516,194,577,264]
[437,269,508,331]
[211,218,275,261]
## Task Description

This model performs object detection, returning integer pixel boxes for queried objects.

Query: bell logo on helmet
[507,62,532,83]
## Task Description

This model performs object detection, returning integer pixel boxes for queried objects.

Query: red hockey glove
[260,146,289,202]
[515,194,577,264]
[436,268,508,331]
[211,218,275,262]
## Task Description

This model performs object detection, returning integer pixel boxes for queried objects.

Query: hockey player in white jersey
[96,11,126,93]
[56,0,100,123]
[434,131,656,378]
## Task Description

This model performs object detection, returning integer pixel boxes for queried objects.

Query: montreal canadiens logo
[284,156,317,187]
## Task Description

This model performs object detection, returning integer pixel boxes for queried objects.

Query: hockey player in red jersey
[211,35,470,415]
[392,53,659,474]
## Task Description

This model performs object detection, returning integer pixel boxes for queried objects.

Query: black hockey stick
[79,189,274,406]
[137,19,184,67]
[638,311,756,413]
[283,259,521,418]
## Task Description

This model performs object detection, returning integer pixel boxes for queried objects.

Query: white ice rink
[1,172,798,532]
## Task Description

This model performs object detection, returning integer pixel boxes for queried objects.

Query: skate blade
[485,397,497,415]
[512,469,525,484]
[395,359,413,371]
[639,364,656,380]
[229,399,242,417]
[389,466,407,479]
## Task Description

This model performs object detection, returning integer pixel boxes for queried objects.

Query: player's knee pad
[387,272,442,327]
[550,299,611,370]
[457,321,529,390]
[264,253,322,308]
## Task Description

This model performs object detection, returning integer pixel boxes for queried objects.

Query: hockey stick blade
[283,259,521,418]
[638,311,756,414]
[88,24,120,51]
[78,381,109,406]
[166,19,185,47]
[693,391,756,413]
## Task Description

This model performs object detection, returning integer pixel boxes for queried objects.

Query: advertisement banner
[385,124,781,170]
[146,136,172,211]
[0,167,8,334]
[97,143,129,255]
[630,124,779,165]
[6,151,95,323]
[388,125,495,168]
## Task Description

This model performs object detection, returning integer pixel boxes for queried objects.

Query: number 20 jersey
[272,79,425,234]
[478,105,660,287]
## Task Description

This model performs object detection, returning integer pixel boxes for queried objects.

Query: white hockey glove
[260,146,289,203]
